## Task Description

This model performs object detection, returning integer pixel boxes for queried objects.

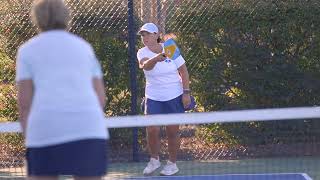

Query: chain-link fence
[1,0,320,177]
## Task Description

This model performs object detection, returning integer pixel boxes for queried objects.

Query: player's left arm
[178,64,191,108]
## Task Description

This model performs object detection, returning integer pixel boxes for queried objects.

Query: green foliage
[0,52,17,122]
[84,30,131,116]
[170,0,320,145]
[0,133,24,150]
[0,84,18,122]
[0,52,15,84]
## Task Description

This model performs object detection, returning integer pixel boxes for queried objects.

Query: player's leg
[143,98,164,175]
[160,95,184,175]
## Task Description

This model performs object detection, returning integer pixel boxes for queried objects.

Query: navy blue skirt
[144,95,185,115]
[26,139,108,176]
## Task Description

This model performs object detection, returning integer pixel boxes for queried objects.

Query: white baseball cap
[138,23,159,34]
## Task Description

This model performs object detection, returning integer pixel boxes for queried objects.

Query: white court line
[124,173,313,179]
[301,173,313,180]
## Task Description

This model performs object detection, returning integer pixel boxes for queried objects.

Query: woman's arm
[17,80,34,136]
[178,64,190,92]
[93,78,106,109]
[178,64,191,108]
[139,53,166,71]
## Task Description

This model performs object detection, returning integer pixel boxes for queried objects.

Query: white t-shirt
[137,44,185,101]
[16,30,108,148]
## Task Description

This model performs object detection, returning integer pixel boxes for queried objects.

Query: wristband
[183,89,191,94]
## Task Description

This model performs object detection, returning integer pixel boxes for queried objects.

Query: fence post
[127,0,139,162]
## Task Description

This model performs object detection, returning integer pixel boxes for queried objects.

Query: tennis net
[0,107,319,179]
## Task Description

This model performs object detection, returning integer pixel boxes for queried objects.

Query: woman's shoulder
[137,46,149,55]
[66,32,91,47]
[18,33,43,53]
[138,46,148,52]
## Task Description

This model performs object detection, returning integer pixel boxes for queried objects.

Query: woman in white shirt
[137,23,191,176]
[16,0,108,179]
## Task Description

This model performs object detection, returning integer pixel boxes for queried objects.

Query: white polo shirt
[137,44,186,101]
[16,30,108,148]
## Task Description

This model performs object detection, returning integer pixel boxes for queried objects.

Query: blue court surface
[124,173,312,180]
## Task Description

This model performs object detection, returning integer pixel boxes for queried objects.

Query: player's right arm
[139,53,166,70]
[93,78,106,109]
[17,80,33,136]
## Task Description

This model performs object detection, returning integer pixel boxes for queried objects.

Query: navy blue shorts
[26,139,108,176]
[144,95,185,115]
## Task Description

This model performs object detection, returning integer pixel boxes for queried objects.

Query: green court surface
[106,157,320,180]
[1,157,319,179]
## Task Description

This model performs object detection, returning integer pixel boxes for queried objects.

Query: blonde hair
[31,0,70,32]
